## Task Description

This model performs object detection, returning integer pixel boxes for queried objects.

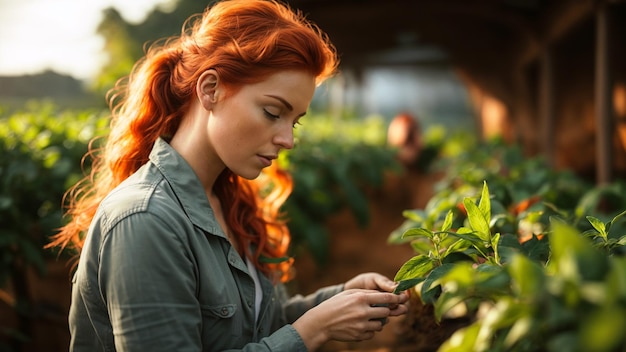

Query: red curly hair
[49,0,338,283]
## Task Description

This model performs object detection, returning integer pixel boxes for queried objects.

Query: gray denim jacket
[69,138,342,351]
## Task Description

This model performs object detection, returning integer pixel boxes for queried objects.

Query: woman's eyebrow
[265,94,293,111]
[265,94,307,117]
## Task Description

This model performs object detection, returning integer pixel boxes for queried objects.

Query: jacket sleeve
[223,325,307,352]
[281,283,345,324]
[222,284,345,351]
[99,211,204,351]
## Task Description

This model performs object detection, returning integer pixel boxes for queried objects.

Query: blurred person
[49,0,408,351]
[387,112,422,167]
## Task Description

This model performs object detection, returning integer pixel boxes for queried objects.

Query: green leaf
[393,278,424,294]
[606,209,626,233]
[474,263,509,292]
[438,324,480,352]
[579,308,626,352]
[508,254,545,300]
[518,234,551,262]
[504,315,533,349]
[607,256,626,302]
[491,232,501,263]
[402,209,426,223]
[393,254,435,282]
[258,255,291,264]
[402,227,434,240]
[442,239,472,259]
[436,262,476,289]
[441,210,454,232]
[586,215,607,239]
[449,230,483,246]
[464,198,490,241]
[421,263,456,304]
[408,240,433,256]
[548,220,608,281]
[478,180,491,224]
[477,298,528,349]
[433,289,466,322]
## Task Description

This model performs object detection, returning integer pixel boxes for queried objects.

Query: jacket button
[246,300,252,308]
[221,307,229,316]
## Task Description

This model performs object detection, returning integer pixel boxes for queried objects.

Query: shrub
[0,101,108,349]
[390,137,626,352]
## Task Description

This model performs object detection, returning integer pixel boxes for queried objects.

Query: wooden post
[595,2,613,185]
[539,49,555,168]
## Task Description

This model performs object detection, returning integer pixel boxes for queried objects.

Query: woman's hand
[344,272,409,318]
[293,288,409,351]
[344,272,398,292]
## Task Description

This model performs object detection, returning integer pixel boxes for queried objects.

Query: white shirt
[245,257,263,322]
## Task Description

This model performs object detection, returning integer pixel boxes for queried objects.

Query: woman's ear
[197,69,219,110]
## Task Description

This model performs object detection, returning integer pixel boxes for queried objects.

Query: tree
[92,0,212,95]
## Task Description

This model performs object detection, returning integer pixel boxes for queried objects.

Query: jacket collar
[148,137,227,239]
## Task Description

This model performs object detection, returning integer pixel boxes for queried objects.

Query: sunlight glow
[614,83,626,118]
[615,83,626,150]
[480,95,508,139]
[0,0,172,80]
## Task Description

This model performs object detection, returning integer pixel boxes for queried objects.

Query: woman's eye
[292,121,302,129]
[263,109,279,119]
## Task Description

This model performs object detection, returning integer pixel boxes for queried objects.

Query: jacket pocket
[202,304,237,319]
[200,303,242,341]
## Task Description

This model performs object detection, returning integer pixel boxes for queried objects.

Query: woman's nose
[274,125,295,150]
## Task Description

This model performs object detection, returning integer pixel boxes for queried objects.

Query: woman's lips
[258,155,274,167]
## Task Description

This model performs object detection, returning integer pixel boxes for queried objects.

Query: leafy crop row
[390,136,626,352]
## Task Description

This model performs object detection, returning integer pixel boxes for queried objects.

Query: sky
[0,0,172,81]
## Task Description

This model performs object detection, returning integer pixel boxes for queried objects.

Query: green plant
[0,101,107,350]
[393,181,626,351]
[387,136,609,266]
[389,132,626,351]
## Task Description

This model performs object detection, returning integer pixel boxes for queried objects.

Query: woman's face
[207,70,316,179]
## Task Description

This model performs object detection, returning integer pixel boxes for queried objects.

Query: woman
[51,0,408,351]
